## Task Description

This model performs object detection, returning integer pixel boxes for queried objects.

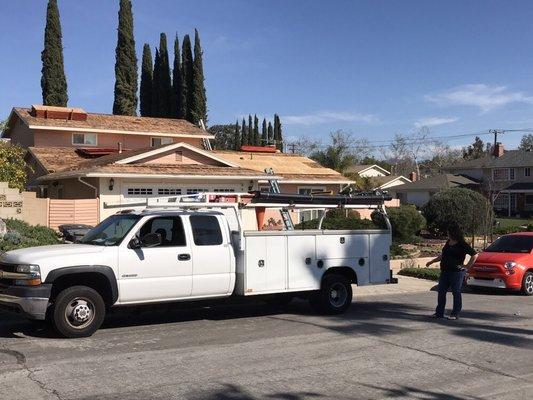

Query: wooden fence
[48,199,99,230]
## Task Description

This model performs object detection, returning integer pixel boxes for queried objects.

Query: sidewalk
[355,275,436,297]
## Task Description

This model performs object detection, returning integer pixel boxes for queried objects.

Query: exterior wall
[403,191,431,207]
[0,182,49,227]
[8,118,35,147]
[32,130,203,150]
[453,168,484,181]
[44,178,99,199]
[277,183,342,194]
[358,199,400,219]
[381,179,408,189]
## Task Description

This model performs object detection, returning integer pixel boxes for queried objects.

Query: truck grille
[0,263,16,286]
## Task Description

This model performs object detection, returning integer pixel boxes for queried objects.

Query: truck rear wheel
[51,286,105,338]
[310,274,352,314]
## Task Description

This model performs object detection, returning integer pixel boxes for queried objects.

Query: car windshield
[485,235,533,253]
[79,214,140,246]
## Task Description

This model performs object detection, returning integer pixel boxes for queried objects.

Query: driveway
[0,289,531,400]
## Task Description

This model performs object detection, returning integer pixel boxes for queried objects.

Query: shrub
[390,242,409,257]
[0,219,60,252]
[295,211,376,230]
[371,205,426,243]
[398,267,440,281]
[422,188,492,236]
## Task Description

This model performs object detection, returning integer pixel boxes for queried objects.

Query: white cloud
[282,111,379,125]
[426,84,533,113]
[414,116,458,128]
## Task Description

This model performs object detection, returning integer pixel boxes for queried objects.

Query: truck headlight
[14,265,41,286]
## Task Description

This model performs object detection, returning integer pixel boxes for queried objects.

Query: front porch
[496,183,533,217]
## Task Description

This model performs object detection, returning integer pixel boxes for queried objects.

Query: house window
[186,188,208,194]
[127,188,153,196]
[151,137,173,147]
[493,193,509,210]
[492,168,510,182]
[526,168,531,177]
[510,168,515,180]
[72,133,97,146]
[298,187,326,222]
[157,188,182,195]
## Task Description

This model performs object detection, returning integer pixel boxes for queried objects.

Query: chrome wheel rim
[525,275,533,294]
[329,283,348,308]
[64,297,95,329]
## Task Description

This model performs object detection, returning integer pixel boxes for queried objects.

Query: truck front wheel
[310,274,353,314]
[51,286,106,338]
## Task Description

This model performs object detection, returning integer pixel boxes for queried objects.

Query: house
[393,173,480,207]
[2,105,352,228]
[445,142,533,216]
[344,164,411,192]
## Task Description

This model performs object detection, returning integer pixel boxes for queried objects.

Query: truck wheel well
[50,273,113,307]
[323,267,357,284]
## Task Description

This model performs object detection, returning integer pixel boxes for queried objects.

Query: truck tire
[310,274,352,314]
[522,271,533,296]
[51,286,106,338]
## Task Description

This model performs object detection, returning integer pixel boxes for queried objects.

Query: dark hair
[447,224,465,243]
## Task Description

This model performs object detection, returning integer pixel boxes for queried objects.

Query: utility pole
[489,129,504,153]
[288,143,296,154]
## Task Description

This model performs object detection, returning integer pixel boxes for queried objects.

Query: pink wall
[31,130,203,149]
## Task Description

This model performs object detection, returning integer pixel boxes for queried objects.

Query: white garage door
[122,184,239,203]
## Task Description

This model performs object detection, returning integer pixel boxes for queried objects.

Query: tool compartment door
[244,236,267,294]
[287,235,319,290]
[369,233,391,283]
[244,235,287,294]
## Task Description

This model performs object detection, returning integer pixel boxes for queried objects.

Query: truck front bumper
[0,284,52,320]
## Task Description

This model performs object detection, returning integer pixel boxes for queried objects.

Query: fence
[48,199,99,230]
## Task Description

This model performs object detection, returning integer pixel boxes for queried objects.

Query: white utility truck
[0,191,394,338]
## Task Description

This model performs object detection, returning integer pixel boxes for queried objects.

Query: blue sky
[2,0,533,150]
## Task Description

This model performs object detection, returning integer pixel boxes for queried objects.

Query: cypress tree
[171,34,185,119]
[190,29,208,124]
[181,34,194,122]
[241,118,247,146]
[261,118,268,145]
[157,33,171,117]
[139,44,153,117]
[248,115,253,146]
[41,0,68,106]
[151,49,160,116]
[112,0,138,116]
[253,115,260,145]
[274,114,283,151]
[234,120,241,150]
[268,122,274,147]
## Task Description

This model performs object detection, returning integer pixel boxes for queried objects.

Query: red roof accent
[240,145,278,153]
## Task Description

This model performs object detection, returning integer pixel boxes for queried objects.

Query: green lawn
[495,218,533,228]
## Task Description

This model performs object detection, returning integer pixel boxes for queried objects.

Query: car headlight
[14,265,41,286]
[504,261,520,270]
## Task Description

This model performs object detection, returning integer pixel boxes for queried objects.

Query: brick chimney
[493,142,504,157]
[409,171,418,182]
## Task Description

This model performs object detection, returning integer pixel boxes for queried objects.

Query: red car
[466,232,533,296]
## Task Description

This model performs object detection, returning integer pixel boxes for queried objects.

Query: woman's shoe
[429,313,444,319]
[447,315,459,320]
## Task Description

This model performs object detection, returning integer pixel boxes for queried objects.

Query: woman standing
[426,225,478,320]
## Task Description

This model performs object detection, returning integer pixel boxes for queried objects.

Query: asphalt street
[0,288,531,400]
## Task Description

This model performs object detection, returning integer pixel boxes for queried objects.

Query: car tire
[310,274,352,315]
[521,271,533,296]
[51,286,105,338]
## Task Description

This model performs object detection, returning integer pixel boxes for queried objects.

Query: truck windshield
[79,214,140,246]
[484,235,533,253]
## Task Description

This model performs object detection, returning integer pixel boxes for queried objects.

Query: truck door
[118,216,192,303]
[188,215,232,296]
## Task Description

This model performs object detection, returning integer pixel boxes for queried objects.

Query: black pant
[436,269,465,317]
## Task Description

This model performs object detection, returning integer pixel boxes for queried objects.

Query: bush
[493,224,533,235]
[398,267,440,281]
[422,188,492,236]
[390,242,409,257]
[295,211,376,230]
[0,219,60,252]
[372,205,426,243]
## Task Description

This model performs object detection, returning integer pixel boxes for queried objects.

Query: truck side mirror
[140,233,162,248]
[128,236,141,249]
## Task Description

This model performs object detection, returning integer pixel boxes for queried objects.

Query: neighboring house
[344,164,411,193]
[446,143,533,216]
[393,174,480,208]
[2,105,352,227]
